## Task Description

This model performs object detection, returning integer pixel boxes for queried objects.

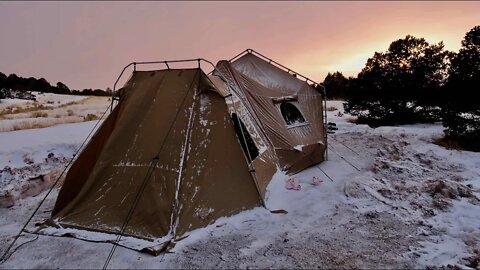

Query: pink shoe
[286,178,301,190]
[312,176,323,186]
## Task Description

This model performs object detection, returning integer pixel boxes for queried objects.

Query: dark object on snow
[28,175,45,182]
[328,122,338,131]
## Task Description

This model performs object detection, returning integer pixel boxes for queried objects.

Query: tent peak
[229,49,325,91]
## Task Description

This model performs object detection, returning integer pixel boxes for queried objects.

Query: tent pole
[110,58,218,111]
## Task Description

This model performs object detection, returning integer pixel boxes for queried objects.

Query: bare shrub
[326,106,338,111]
[83,113,99,121]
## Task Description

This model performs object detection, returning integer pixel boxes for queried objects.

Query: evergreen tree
[344,35,449,126]
[442,26,480,148]
[322,72,350,100]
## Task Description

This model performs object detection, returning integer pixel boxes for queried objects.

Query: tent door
[231,113,259,163]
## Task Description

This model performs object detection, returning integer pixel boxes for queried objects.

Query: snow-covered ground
[0,100,479,269]
[0,121,102,207]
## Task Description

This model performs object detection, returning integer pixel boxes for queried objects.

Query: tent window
[280,102,306,126]
[231,113,259,163]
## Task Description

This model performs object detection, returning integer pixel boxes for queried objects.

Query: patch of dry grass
[0,103,50,116]
[31,111,48,118]
[0,95,110,132]
[57,100,81,108]
[9,119,80,131]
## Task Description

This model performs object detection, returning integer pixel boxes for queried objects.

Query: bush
[83,114,99,121]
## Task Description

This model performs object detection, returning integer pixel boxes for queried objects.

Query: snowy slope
[0,100,479,269]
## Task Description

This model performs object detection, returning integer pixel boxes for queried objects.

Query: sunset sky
[1,1,479,90]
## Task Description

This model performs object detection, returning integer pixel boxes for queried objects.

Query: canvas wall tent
[35,52,326,255]
[39,66,263,254]
[212,50,327,197]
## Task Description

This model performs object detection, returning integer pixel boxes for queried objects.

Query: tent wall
[215,53,326,175]
[52,103,122,216]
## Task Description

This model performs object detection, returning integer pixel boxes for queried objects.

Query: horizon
[1,1,479,90]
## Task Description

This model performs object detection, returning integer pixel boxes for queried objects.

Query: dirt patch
[166,206,419,269]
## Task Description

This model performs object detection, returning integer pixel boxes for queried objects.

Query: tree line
[321,25,480,150]
[0,71,112,99]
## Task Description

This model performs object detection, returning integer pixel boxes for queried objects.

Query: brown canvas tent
[40,67,263,254]
[38,52,326,254]
[212,51,327,197]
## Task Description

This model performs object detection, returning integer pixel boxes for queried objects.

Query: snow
[1,99,479,269]
[0,92,88,109]
[0,121,100,168]
[293,144,303,151]
[0,121,102,208]
[32,92,89,106]
[0,99,31,106]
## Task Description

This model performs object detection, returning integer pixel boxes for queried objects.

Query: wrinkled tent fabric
[40,68,262,253]
[215,53,326,176]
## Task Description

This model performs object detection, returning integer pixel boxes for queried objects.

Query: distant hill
[0,71,112,99]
